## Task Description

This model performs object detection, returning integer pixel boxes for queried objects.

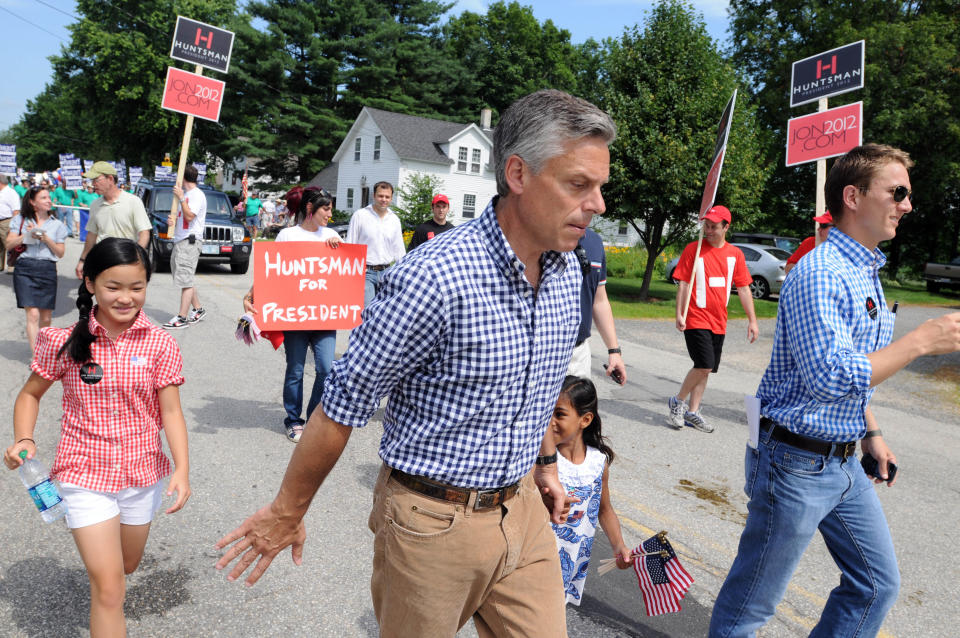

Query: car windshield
[766,248,791,261]
[154,189,234,217]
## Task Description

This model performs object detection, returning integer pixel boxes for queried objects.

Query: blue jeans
[55,207,74,236]
[282,329,336,428]
[364,268,386,305]
[709,428,899,638]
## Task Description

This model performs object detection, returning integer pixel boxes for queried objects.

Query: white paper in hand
[744,395,760,449]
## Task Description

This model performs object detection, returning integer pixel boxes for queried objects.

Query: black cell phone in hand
[602,364,624,385]
[861,452,898,483]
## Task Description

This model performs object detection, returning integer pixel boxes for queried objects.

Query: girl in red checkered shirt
[4,237,191,638]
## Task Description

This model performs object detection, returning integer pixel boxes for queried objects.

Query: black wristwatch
[608,347,621,355]
[535,452,558,465]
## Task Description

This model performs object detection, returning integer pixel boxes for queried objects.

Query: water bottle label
[29,479,63,511]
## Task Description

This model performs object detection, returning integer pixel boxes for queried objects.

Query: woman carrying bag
[7,185,69,352]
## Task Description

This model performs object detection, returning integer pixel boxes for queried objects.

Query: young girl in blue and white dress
[551,375,632,605]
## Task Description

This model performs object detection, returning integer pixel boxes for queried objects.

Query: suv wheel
[152,243,170,273]
[750,276,770,299]
[231,260,250,275]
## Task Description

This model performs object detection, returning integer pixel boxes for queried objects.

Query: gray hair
[0,175,9,185]
[493,89,616,197]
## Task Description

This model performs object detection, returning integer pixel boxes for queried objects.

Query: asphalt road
[0,238,958,637]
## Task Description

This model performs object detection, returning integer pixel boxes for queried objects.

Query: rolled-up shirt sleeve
[322,260,444,428]
[783,268,872,403]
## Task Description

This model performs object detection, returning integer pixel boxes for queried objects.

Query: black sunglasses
[860,184,912,203]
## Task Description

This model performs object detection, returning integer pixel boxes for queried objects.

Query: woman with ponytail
[3,237,191,637]
[241,186,342,442]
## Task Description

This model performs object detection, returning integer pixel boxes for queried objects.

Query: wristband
[535,452,558,465]
[16,438,35,444]
[78,258,85,262]
[863,429,883,439]
[608,347,621,355]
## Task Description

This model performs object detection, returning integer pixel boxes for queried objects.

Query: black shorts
[684,329,725,373]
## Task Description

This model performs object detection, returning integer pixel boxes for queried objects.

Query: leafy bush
[604,245,679,280]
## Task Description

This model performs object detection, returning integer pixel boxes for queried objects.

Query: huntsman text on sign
[786,101,862,167]
[253,242,368,331]
[161,67,226,122]
[170,16,235,74]
[790,40,864,108]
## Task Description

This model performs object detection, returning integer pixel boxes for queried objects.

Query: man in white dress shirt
[345,181,406,304]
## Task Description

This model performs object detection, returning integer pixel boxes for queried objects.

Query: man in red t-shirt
[784,210,833,274]
[667,205,759,433]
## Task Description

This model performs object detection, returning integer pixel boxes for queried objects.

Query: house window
[373,135,381,160]
[471,148,481,173]
[354,138,361,162]
[462,193,476,218]
[618,222,628,236]
[457,147,468,172]
[346,188,354,209]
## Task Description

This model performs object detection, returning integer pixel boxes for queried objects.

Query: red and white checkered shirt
[31,309,185,493]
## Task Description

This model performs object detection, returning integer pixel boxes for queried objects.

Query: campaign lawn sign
[786,101,862,166]
[0,144,17,176]
[170,16,235,74]
[791,41,865,108]
[254,242,368,331]
[161,67,226,123]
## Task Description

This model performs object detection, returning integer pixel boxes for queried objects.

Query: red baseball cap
[703,205,731,224]
[432,194,449,205]
[812,210,833,224]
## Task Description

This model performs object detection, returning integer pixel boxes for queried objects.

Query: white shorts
[59,481,163,529]
[566,340,592,379]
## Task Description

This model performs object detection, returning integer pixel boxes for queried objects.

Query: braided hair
[57,238,151,364]
[559,375,615,464]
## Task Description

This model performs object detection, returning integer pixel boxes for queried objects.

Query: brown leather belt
[367,263,389,272]
[760,417,857,458]
[389,468,521,511]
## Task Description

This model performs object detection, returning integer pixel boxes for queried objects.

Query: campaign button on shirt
[79,362,104,384]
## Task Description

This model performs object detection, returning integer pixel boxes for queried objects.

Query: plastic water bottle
[18,450,67,523]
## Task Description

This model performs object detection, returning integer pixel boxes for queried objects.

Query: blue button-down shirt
[323,198,582,489]
[757,229,895,441]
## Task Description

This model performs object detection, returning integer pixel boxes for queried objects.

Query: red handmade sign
[253,242,368,331]
[786,101,862,167]
[161,67,226,122]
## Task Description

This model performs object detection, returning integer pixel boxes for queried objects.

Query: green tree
[444,1,582,120]
[209,0,348,184]
[728,0,960,275]
[394,172,445,228]
[602,0,770,299]
[13,0,235,170]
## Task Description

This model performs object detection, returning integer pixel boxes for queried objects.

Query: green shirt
[245,197,262,218]
[13,184,27,198]
[76,190,99,207]
[52,186,75,206]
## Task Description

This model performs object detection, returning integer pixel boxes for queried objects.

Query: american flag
[632,532,694,616]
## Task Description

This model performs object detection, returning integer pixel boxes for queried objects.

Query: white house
[309,107,498,224]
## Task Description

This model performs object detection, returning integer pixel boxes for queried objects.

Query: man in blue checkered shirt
[216,90,616,637]
[710,144,960,638]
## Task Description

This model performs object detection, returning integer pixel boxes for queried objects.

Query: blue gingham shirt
[323,198,582,488]
[757,229,895,441]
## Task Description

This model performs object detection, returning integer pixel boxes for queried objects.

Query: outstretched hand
[214,501,307,586]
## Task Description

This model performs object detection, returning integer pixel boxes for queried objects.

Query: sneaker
[187,307,207,324]
[684,410,715,433]
[162,315,189,329]
[285,424,304,442]
[667,396,687,429]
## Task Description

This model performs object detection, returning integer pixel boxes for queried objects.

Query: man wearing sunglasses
[711,144,960,637]
[783,210,833,274]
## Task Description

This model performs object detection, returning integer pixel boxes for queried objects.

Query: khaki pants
[0,217,9,270]
[369,465,567,637]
